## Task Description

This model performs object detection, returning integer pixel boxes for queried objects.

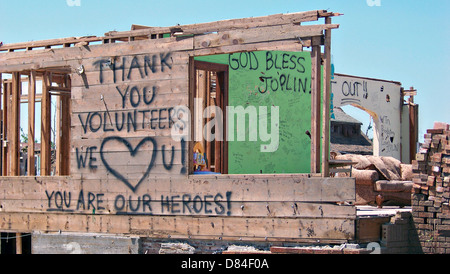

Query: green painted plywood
[195,51,312,174]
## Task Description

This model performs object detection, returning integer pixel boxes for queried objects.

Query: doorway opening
[192,61,229,174]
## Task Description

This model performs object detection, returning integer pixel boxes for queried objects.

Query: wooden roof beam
[0,36,102,52]
[105,10,338,39]
[0,10,340,53]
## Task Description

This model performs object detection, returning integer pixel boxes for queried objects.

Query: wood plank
[0,36,103,52]
[16,233,22,254]
[0,10,324,54]
[193,24,338,50]
[40,72,51,176]
[55,93,62,175]
[0,174,355,243]
[27,71,36,176]
[70,81,189,114]
[191,39,307,57]
[0,212,355,242]
[106,10,322,39]
[310,38,321,174]
[71,51,188,74]
[409,103,418,164]
[0,24,337,74]
[0,196,354,218]
[6,81,12,176]
[0,176,355,204]
[2,81,9,175]
[70,63,189,87]
[321,17,332,177]
[188,57,195,175]
[0,37,194,73]
[10,72,20,176]
[0,73,2,175]
[60,75,71,176]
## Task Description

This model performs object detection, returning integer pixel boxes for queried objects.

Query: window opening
[0,70,71,176]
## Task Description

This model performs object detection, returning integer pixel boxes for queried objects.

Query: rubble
[412,122,450,254]
[335,154,413,206]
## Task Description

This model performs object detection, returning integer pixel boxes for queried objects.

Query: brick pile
[412,122,450,254]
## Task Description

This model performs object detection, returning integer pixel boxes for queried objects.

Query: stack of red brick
[412,122,450,254]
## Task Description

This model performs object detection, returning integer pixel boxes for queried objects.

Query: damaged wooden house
[0,10,364,254]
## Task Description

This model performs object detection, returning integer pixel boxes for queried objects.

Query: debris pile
[335,154,413,206]
[412,122,450,254]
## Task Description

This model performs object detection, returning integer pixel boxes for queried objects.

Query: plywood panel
[196,51,312,174]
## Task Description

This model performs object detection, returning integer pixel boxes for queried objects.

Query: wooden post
[214,72,222,173]
[10,72,21,176]
[55,94,61,176]
[41,72,51,176]
[54,77,65,176]
[60,75,71,175]
[311,37,322,174]
[321,17,332,177]
[27,71,36,176]
[205,72,212,170]
[16,233,22,254]
[408,87,418,164]
[2,81,9,176]
[188,57,195,174]
[0,73,2,175]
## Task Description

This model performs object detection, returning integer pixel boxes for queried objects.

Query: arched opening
[341,105,374,140]
[331,104,377,156]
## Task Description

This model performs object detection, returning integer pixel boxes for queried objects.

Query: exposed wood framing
[0,73,2,175]
[0,10,339,54]
[2,80,9,175]
[10,72,20,176]
[16,233,22,254]
[123,10,323,38]
[188,57,196,175]
[311,36,322,174]
[406,87,418,163]
[321,16,332,177]
[40,72,51,176]
[27,70,36,176]
[60,76,71,176]
[55,92,62,175]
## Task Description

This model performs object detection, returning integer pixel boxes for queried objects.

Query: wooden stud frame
[10,72,20,176]
[321,16,332,177]
[40,72,51,176]
[27,71,37,176]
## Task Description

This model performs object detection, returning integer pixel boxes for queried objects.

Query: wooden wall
[71,51,190,188]
[0,175,355,242]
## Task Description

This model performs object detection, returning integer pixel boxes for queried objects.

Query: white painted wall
[331,74,403,160]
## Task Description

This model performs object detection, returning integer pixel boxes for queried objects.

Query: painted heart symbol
[100,136,157,193]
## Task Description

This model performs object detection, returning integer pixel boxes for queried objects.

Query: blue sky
[0,0,449,141]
